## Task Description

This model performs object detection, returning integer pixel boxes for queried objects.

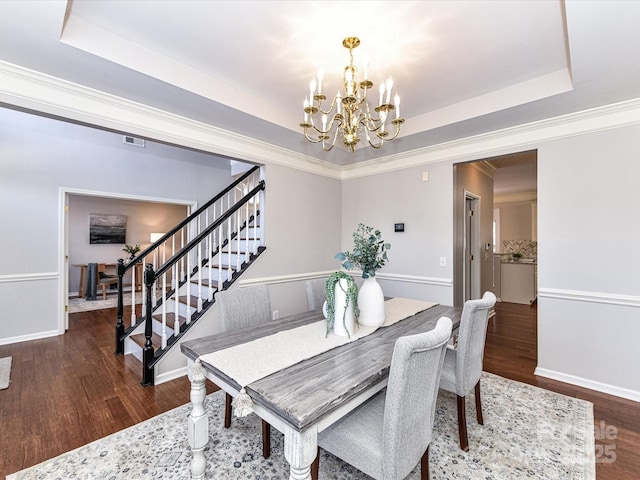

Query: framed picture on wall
[89,213,126,244]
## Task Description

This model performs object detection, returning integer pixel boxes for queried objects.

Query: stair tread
[179,295,201,308]
[190,279,219,288]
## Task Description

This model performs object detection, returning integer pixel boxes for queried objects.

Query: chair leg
[224,392,232,428]
[261,420,271,458]
[474,381,484,425]
[456,394,469,452]
[311,447,319,480]
[420,445,430,480]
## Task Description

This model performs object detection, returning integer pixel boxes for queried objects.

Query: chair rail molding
[537,287,640,308]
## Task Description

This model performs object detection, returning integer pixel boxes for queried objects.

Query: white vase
[332,278,356,337]
[357,276,385,327]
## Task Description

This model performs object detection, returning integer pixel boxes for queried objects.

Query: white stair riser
[178,283,213,299]
[229,239,259,251]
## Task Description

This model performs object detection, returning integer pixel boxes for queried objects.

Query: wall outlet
[272,310,279,320]
[440,257,446,267]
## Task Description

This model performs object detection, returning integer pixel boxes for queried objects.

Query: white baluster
[208,230,214,301]
[186,250,192,324]
[227,216,233,280]
[245,197,250,263]
[236,209,241,270]
[161,271,167,349]
[152,249,158,308]
[180,228,185,282]
[218,227,223,288]
[197,242,203,312]
[171,235,176,289]
[130,263,137,327]
[174,263,180,333]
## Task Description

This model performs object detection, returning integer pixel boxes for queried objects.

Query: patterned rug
[7,372,595,479]
[68,294,141,313]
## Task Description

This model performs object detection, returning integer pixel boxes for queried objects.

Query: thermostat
[394,223,405,232]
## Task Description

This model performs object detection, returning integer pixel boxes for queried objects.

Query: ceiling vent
[123,135,145,148]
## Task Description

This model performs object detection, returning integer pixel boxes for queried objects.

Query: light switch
[422,172,429,182]
[440,257,446,267]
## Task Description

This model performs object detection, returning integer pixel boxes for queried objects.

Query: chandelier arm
[300,36,404,153]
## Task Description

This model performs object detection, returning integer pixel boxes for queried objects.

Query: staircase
[114,166,266,385]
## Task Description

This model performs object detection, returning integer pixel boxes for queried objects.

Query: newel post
[141,263,156,386]
[114,258,126,355]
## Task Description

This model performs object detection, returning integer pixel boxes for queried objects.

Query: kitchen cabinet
[501,261,537,304]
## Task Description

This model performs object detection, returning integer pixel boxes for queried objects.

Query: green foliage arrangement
[123,244,141,261]
[335,224,391,278]
[325,271,359,338]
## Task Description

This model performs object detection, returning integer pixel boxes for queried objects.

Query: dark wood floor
[1,301,638,478]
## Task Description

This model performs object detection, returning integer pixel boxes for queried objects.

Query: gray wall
[0,108,233,343]
[340,162,454,306]
[536,123,640,396]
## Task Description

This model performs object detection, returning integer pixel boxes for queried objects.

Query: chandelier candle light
[300,36,404,152]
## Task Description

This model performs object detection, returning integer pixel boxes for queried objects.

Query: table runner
[198,297,437,416]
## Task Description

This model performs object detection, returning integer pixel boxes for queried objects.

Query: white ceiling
[0,1,639,166]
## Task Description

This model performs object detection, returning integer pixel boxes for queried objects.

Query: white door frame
[58,187,197,334]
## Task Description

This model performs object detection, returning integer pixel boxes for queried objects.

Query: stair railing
[138,179,265,385]
[114,165,262,356]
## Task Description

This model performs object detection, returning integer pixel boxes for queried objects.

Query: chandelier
[300,36,404,152]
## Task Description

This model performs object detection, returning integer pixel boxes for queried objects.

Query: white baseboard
[155,365,188,385]
[0,329,59,346]
[535,367,640,403]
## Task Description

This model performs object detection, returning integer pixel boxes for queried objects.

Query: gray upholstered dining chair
[311,316,453,480]
[304,278,326,311]
[214,284,273,458]
[438,291,496,451]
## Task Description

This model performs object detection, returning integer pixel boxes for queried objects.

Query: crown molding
[2,60,640,182]
[342,96,640,179]
[0,60,343,180]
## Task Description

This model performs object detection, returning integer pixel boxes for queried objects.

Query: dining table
[180,298,462,480]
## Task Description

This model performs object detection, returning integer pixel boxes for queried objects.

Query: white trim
[239,270,453,288]
[0,330,59,346]
[0,272,58,283]
[2,60,640,181]
[239,270,336,286]
[154,365,189,385]
[537,288,640,308]
[534,367,640,403]
[376,272,453,287]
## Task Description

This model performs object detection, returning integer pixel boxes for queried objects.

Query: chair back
[214,285,272,332]
[381,316,453,479]
[454,291,497,394]
[304,279,326,311]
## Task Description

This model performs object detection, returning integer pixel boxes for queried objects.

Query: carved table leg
[284,426,318,480]
[188,360,209,479]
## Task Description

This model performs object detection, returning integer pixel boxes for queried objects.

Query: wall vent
[123,135,145,148]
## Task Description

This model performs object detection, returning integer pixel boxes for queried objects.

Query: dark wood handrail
[154,180,264,278]
[121,165,260,274]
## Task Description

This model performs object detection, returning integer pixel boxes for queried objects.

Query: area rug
[7,372,595,479]
[68,295,142,313]
[0,356,11,390]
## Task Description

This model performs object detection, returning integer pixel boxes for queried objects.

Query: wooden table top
[181,303,461,431]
